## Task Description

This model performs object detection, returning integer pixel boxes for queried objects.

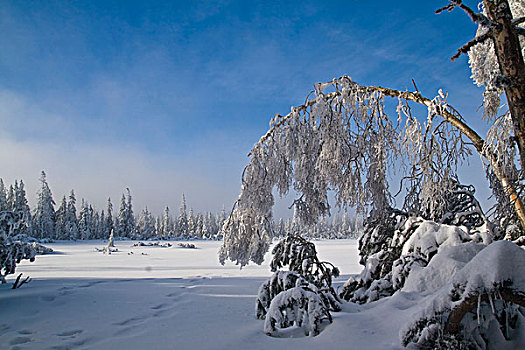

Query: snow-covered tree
[78,199,93,240]
[65,190,79,240]
[105,198,114,239]
[161,206,173,239]
[98,210,106,239]
[33,171,55,239]
[55,196,68,239]
[137,207,156,239]
[218,0,525,345]
[0,211,36,284]
[178,194,188,238]
[220,0,525,266]
[116,189,136,238]
[12,180,32,237]
[195,213,204,239]
[0,179,7,213]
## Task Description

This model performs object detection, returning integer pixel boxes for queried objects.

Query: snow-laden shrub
[342,181,491,303]
[30,242,53,255]
[264,286,332,337]
[256,271,305,319]
[270,235,340,311]
[401,240,525,348]
[257,235,340,336]
[0,211,37,284]
[341,217,491,303]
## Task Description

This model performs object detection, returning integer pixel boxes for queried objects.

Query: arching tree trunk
[445,287,525,334]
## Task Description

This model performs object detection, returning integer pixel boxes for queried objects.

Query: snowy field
[0,239,498,350]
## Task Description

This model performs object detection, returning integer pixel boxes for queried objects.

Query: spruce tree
[78,199,92,240]
[116,194,127,238]
[0,179,7,213]
[99,210,107,239]
[162,206,172,238]
[55,196,68,239]
[33,172,55,239]
[125,188,135,238]
[6,184,14,211]
[66,190,79,240]
[188,208,195,237]
[138,207,155,239]
[178,194,188,238]
[13,180,32,237]
[105,198,114,238]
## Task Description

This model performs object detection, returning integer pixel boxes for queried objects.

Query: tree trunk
[484,0,525,174]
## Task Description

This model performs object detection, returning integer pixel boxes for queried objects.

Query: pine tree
[155,216,162,239]
[66,190,79,240]
[33,172,55,239]
[6,184,15,212]
[78,199,92,240]
[99,210,107,240]
[116,189,136,238]
[196,213,204,238]
[162,206,172,238]
[93,211,101,239]
[125,188,135,238]
[13,180,32,237]
[215,206,227,238]
[116,194,127,238]
[55,195,68,239]
[0,179,7,213]
[105,198,114,238]
[188,208,195,238]
[137,207,155,239]
[178,194,188,238]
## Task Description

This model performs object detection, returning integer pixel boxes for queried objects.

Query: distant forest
[0,171,361,241]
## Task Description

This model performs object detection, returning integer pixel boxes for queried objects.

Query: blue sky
[0,1,491,216]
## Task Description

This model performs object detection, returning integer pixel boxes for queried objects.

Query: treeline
[273,211,364,239]
[0,171,227,241]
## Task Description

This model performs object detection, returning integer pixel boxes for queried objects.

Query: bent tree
[219,0,525,267]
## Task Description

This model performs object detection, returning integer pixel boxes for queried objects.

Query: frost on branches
[220,75,474,267]
[468,0,525,120]
[0,211,36,284]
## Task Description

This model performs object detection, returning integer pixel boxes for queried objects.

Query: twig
[451,30,492,61]
[411,79,419,93]
[12,273,31,289]
[436,1,493,28]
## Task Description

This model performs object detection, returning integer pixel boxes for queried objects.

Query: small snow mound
[453,240,525,293]
[403,242,486,295]
[401,221,472,260]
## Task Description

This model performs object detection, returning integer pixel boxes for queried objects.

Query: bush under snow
[401,240,525,348]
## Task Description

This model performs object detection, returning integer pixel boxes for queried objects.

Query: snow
[401,221,473,260]
[3,238,524,349]
[1,239,374,350]
[403,242,486,295]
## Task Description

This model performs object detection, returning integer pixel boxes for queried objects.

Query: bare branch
[512,17,525,26]
[451,30,492,61]
[436,1,494,28]
[12,273,31,289]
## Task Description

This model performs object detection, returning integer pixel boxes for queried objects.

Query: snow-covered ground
[0,240,466,349]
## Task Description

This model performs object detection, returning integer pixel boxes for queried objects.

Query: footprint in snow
[9,336,33,345]
[57,329,83,337]
[151,303,167,310]
[113,316,144,327]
